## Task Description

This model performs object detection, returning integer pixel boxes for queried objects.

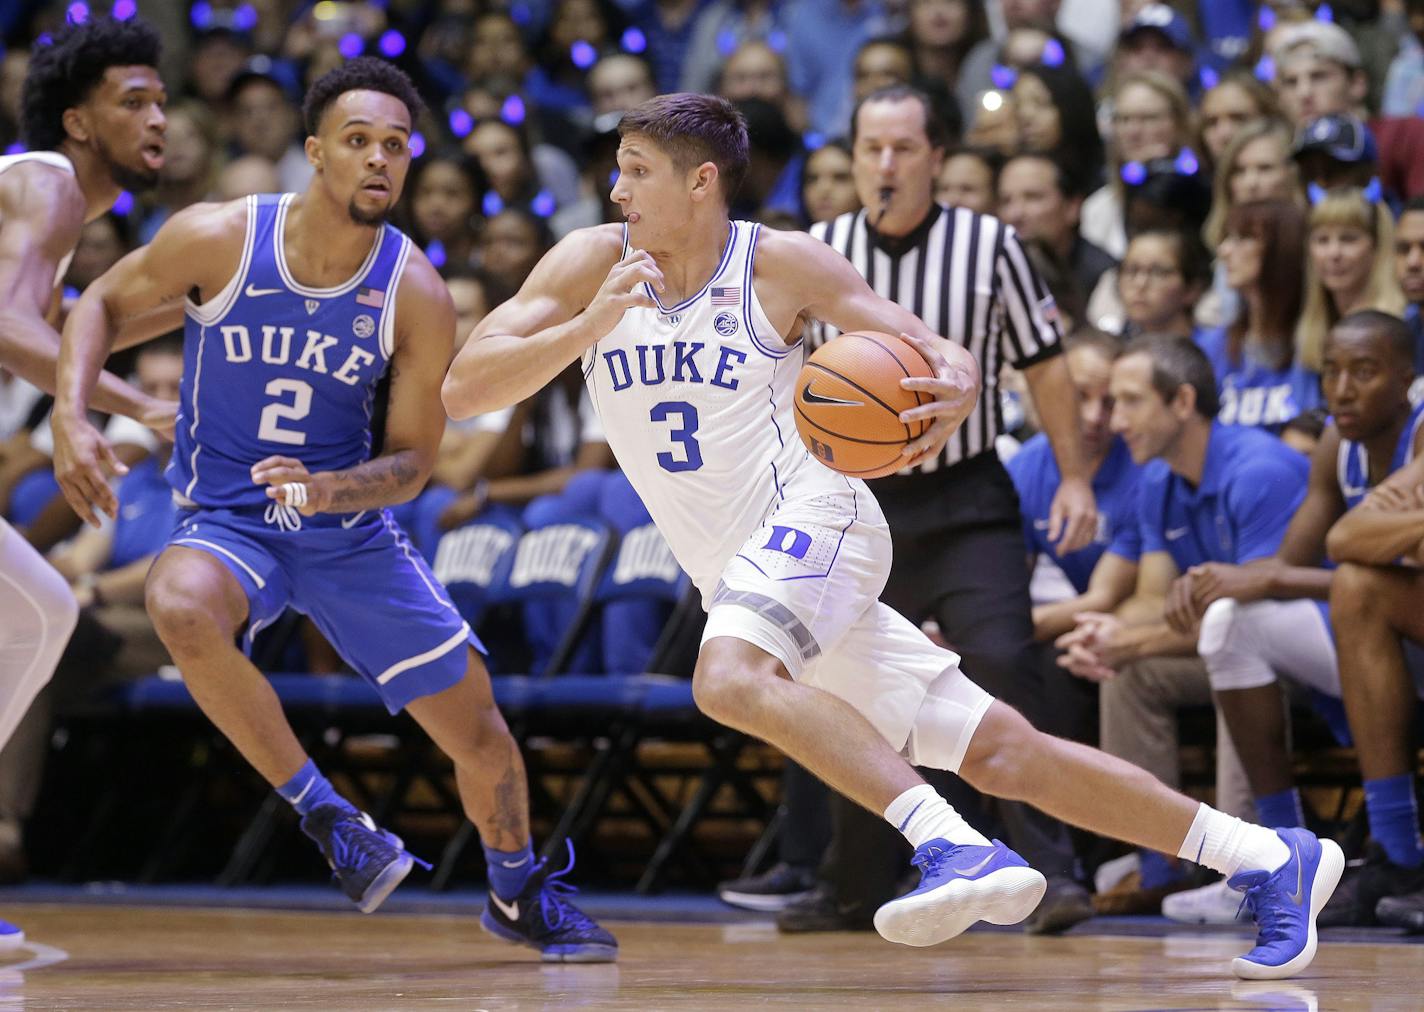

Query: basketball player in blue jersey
[0,16,173,949]
[52,58,615,962]
[445,93,1341,979]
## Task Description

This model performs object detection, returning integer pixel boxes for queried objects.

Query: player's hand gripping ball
[794,331,934,478]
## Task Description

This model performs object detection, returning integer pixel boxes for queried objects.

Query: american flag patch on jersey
[356,286,385,308]
[710,286,740,305]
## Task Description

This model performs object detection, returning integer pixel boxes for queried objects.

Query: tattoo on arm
[322,451,423,511]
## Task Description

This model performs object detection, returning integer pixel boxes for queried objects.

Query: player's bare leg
[145,546,308,782]
[405,651,530,851]
[407,650,617,961]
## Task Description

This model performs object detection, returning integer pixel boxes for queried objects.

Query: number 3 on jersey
[258,377,312,445]
[651,400,702,472]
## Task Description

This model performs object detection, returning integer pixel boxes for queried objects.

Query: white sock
[1177,803,1290,879]
[884,783,991,850]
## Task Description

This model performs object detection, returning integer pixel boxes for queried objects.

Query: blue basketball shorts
[167,504,483,713]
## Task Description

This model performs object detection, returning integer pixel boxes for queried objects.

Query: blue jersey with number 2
[169,193,411,509]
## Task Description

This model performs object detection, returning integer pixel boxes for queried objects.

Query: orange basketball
[794,331,934,479]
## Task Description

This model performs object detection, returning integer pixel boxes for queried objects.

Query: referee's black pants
[820,451,1081,908]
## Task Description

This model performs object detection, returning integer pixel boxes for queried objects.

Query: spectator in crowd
[0,48,29,149]
[465,118,566,221]
[958,0,1082,114]
[716,40,808,135]
[64,215,131,293]
[1197,70,1281,176]
[476,207,555,296]
[733,97,804,223]
[467,10,585,120]
[1292,113,1381,196]
[228,60,310,193]
[588,53,657,120]
[1164,311,1424,927]
[1200,199,1319,432]
[936,144,1000,213]
[1382,0,1424,118]
[1083,70,1193,257]
[405,150,487,271]
[680,0,792,96]
[628,0,718,96]
[536,0,629,112]
[1394,197,1424,383]
[186,27,252,112]
[904,0,989,91]
[1110,3,1200,96]
[214,153,280,201]
[1203,119,1300,250]
[1114,229,1210,341]
[998,152,1114,310]
[138,101,221,244]
[800,138,860,225]
[1297,186,1407,376]
[784,0,894,136]
[1270,20,1424,202]
[1012,62,1105,192]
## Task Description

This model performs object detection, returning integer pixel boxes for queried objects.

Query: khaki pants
[1100,654,1255,822]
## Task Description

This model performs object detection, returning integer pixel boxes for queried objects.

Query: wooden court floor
[0,903,1418,1010]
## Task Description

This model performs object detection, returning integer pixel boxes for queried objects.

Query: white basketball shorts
[700,483,993,764]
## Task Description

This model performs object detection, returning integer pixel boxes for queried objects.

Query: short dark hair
[850,84,949,151]
[21,16,162,151]
[1401,195,1424,217]
[1064,326,1124,361]
[1330,309,1417,367]
[618,93,750,208]
[1128,227,1212,290]
[1001,150,1083,200]
[139,331,185,359]
[302,57,424,138]
[1121,334,1219,418]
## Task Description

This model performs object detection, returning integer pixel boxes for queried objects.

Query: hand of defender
[582,249,665,339]
[52,414,128,527]
[895,332,979,468]
[252,456,328,516]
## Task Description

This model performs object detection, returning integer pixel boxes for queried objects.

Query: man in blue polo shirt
[1060,335,1308,906]
[1007,330,1144,646]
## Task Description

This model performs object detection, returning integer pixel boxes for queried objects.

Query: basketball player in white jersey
[443,94,1342,979]
[0,17,173,945]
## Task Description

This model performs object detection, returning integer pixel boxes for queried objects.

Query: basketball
[794,331,934,479]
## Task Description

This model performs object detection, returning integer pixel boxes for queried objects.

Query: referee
[787,85,1099,934]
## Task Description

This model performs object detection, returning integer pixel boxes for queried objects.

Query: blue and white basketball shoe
[0,920,23,950]
[1228,827,1344,980]
[300,805,415,914]
[480,841,618,962]
[873,838,1047,946]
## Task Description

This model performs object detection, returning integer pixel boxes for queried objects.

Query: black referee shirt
[806,204,1065,473]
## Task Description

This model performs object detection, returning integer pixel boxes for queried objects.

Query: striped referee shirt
[806,204,1064,473]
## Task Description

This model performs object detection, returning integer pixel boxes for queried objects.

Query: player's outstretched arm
[0,161,159,420]
[54,201,243,524]
[761,230,981,466]
[442,225,657,420]
[253,254,456,516]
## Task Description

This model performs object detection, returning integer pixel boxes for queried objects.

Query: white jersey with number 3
[582,220,857,599]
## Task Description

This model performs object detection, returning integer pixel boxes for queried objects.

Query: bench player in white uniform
[443,94,1342,979]
[0,17,173,948]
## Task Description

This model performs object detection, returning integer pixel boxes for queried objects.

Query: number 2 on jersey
[650,400,702,472]
[258,378,312,446]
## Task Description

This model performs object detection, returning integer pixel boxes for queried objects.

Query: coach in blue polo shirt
[1059,334,1308,902]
